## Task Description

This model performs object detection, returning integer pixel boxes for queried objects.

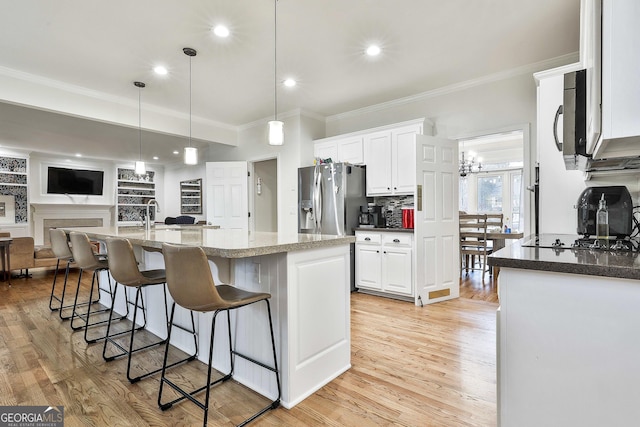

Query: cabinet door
[382,246,413,296]
[314,141,338,162]
[338,137,364,165]
[364,131,392,196]
[392,125,419,194]
[355,244,382,290]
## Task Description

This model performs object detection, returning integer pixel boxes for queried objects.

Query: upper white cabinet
[364,123,423,196]
[581,0,640,159]
[313,136,364,165]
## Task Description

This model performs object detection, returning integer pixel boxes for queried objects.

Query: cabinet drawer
[382,233,412,247]
[356,232,381,244]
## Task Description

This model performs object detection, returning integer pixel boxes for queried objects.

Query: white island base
[497,267,640,426]
[103,243,351,409]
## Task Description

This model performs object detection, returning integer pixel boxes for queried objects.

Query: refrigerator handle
[313,165,322,233]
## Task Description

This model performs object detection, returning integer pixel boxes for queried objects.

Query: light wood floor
[0,269,497,426]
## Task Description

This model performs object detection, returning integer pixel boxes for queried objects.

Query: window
[477,175,502,212]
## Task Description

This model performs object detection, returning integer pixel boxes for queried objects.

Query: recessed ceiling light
[173,150,179,155]
[153,156,159,160]
[366,45,381,56]
[212,25,230,38]
[283,78,296,88]
[75,153,82,157]
[154,65,168,75]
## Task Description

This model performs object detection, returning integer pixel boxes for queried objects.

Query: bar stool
[69,231,125,344]
[48,228,78,319]
[158,243,281,427]
[102,237,198,383]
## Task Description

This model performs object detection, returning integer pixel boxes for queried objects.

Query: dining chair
[459,214,492,283]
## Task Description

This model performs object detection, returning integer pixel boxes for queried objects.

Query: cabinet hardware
[364,237,371,241]
[393,238,400,243]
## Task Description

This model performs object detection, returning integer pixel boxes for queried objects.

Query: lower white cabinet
[355,231,413,296]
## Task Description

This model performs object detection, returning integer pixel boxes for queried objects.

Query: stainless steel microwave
[554,69,589,170]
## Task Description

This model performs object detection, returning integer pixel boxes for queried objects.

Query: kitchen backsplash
[373,195,414,228]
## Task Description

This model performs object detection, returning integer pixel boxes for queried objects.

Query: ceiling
[0,0,580,165]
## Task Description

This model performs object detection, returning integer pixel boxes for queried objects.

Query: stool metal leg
[158,300,281,427]
[70,267,128,344]
[103,285,196,383]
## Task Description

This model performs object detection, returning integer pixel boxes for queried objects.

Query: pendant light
[134,81,146,175]
[183,47,198,165]
[268,0,284,145]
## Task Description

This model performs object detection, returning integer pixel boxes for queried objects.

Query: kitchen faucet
[145,199,160,231]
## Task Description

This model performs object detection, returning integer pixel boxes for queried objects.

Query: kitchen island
[489,235,640,427]
[63,226,355,409]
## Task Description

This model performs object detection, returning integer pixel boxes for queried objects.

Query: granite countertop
[354,227,414,233]
[488,234,640,280]
[61,226,355,259]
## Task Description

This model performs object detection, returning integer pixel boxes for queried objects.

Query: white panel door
[206,161,248,230]
[414,134,459,305]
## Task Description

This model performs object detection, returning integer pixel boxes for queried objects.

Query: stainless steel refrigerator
[298,163,366,290]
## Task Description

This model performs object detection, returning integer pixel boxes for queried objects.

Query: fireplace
[31,204,113,245]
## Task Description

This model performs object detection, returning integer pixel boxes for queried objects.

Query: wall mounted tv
[47,167,104,196]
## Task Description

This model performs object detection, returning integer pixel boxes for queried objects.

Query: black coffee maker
[576,186,633,238]
[359,205,385,228]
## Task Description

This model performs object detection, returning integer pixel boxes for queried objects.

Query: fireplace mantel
[31,203,115,245]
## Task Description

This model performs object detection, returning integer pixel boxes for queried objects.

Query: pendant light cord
[189,54,192,148]
[138,87,142,160]
[274,0,278,121]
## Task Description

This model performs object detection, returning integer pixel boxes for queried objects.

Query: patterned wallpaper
[0,156,28,223]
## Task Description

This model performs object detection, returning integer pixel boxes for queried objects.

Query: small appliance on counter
[358,204,385,228]
[576,185,632,238]
[401,206,414,229]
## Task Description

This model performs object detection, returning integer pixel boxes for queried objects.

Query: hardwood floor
[459,270,499,303]
[0,269,497,426]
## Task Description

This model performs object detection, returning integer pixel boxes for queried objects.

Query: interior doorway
[458,129,526,233]
[251,158,278,232]
[457,127,528,299]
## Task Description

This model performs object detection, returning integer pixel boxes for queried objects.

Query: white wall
[200,112,325,234]
[163,160,206,222]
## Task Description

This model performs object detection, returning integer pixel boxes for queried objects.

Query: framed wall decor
[180,178,202,214]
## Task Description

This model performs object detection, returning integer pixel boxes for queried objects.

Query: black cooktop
[521,234,640,252]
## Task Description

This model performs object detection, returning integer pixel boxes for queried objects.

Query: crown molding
[326,52,580,123]
[0,65,237,132]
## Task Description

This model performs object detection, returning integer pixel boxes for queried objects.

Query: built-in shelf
[117,167,156,224]
[180,178,202,214]
[0,155,28,225]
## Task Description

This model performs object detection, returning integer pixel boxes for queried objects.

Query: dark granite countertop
[488,234,640,280]
[354,227,414,233]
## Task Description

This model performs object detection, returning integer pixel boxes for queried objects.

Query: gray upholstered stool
[102,237,197,383]
[68,231,124,344]
[158,243,281,427]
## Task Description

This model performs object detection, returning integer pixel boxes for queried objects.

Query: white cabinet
[313,136,364,165]
[364,123,422,196]
[580,0,640,159]
[355,232,382,290]
[355,231,413,297]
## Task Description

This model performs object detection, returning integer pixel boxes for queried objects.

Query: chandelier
[459,151,482,177]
